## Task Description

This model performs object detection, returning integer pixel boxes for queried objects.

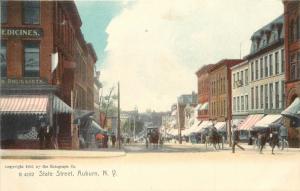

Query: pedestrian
[45,125,53,149]
[37,126,45,149]
[111,134,116,148]
[232,125,245,153]
[269,128,279,154]
[279,124,288,150]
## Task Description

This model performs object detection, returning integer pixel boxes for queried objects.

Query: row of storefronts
[163,1,300,147]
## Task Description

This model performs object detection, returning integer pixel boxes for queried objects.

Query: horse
[204,128,223,150]
[148,130,160,149]
[257,129,279,154]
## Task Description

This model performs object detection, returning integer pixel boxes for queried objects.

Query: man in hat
[232,125,245,153]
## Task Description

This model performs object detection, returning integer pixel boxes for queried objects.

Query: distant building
[208,59,243,142]
[195,64,214,120]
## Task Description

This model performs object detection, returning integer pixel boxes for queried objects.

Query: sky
[76,0,283,112]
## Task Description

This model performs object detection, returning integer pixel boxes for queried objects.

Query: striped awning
[199,102,208,111]
[215,122,226,131]
[0,95,73,115]
[254,115,282,129]
[237,114,264,131]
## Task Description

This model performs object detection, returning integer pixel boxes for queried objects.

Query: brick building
[208,59,243,142]
[282,0,300,147]
[0,1,97,149]
[195,64,214,120]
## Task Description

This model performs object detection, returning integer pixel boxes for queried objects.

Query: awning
[232,119,244,126]
[237,114,264,131]
[186,119,202,135]
[194,104,202,111]
[89,120,107,134]
[0,95,73,115]
[199,102,208,111]
[215,122,226,132]
[73,110,95,124]
[171,110,177,116]
[198,120,213,132]
[281,97,300,119]
[254,115,282,129]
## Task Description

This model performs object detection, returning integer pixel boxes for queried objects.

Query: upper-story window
[255,60,258,80]
[0,41,7,77]
[281,49,285,73]
[24,41,40,77]
[241,71,244,86]
[251,62,254,81]
[1,1,7,24]
[245,69,248,85]
[260,58,264,79]
[269,54,273,76]
[275,52,279,75]
[23,1,40,24]
[290,54,297,80]
[264,56,268,77]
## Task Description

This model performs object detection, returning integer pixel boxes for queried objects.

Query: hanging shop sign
[1,28,43,38]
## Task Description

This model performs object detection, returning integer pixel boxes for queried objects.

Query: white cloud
[101,0,283,112]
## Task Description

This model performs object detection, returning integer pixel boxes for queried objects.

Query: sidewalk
[0,148,126,159]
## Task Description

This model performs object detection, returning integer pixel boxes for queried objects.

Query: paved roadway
[1,143,300,191]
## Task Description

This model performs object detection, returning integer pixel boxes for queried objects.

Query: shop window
[0,41,7,77]
[1,0,7,23]
[24,42,40,77]
[23,1,40,24]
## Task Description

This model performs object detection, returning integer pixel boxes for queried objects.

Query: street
[1,143,300,191]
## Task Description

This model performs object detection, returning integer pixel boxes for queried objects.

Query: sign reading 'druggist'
[1,28,43,38]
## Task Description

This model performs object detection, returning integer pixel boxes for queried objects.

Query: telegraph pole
[117,82,121,149]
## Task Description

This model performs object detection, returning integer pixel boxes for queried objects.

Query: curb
[0,149,126,159]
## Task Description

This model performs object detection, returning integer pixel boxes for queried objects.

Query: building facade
[283,0,300,147]
[246,15,285,116]
[231,61,249,124]
[208,59,243,142]
[0,1,97,149]
[195,64,214,120]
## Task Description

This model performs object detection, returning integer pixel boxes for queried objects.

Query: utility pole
[133,116,136,141]
[117,82,121,149]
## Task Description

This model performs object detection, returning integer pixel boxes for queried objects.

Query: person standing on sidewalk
[232,125,245,153]
[279,124,288,150]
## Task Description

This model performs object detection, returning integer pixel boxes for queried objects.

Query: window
[255,60,258,80]
[265,56,268,77]
[251,62,254,81]
[265,85,268,109]
[245,69,248,85]
[233,97,236,112]
[269,54,273,76]
[1,0,7,23]
[251,88,254,109]
[281,81,285,109]
[269,83,273,109]
[275,82,279,109]
[241,71,244,86]
[0,41,7,77]
[23,1,40,24]
[297,16,300,39]
[255,86,258,109]
[260,58,264,79]
[237,96,240,112]
[260,85,264,109]
[24,41,40,77]
[290,20,294,42]
[281,49,285,73]
[275,52,279,74]
[245,95,248,110]
[290,54,296,80]
[241,96,244,111]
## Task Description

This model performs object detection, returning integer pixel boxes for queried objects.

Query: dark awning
[73,110,95,124]
[281,97,300,119]
[0,95,73,115]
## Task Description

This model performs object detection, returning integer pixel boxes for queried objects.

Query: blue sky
[76,1,124,69]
